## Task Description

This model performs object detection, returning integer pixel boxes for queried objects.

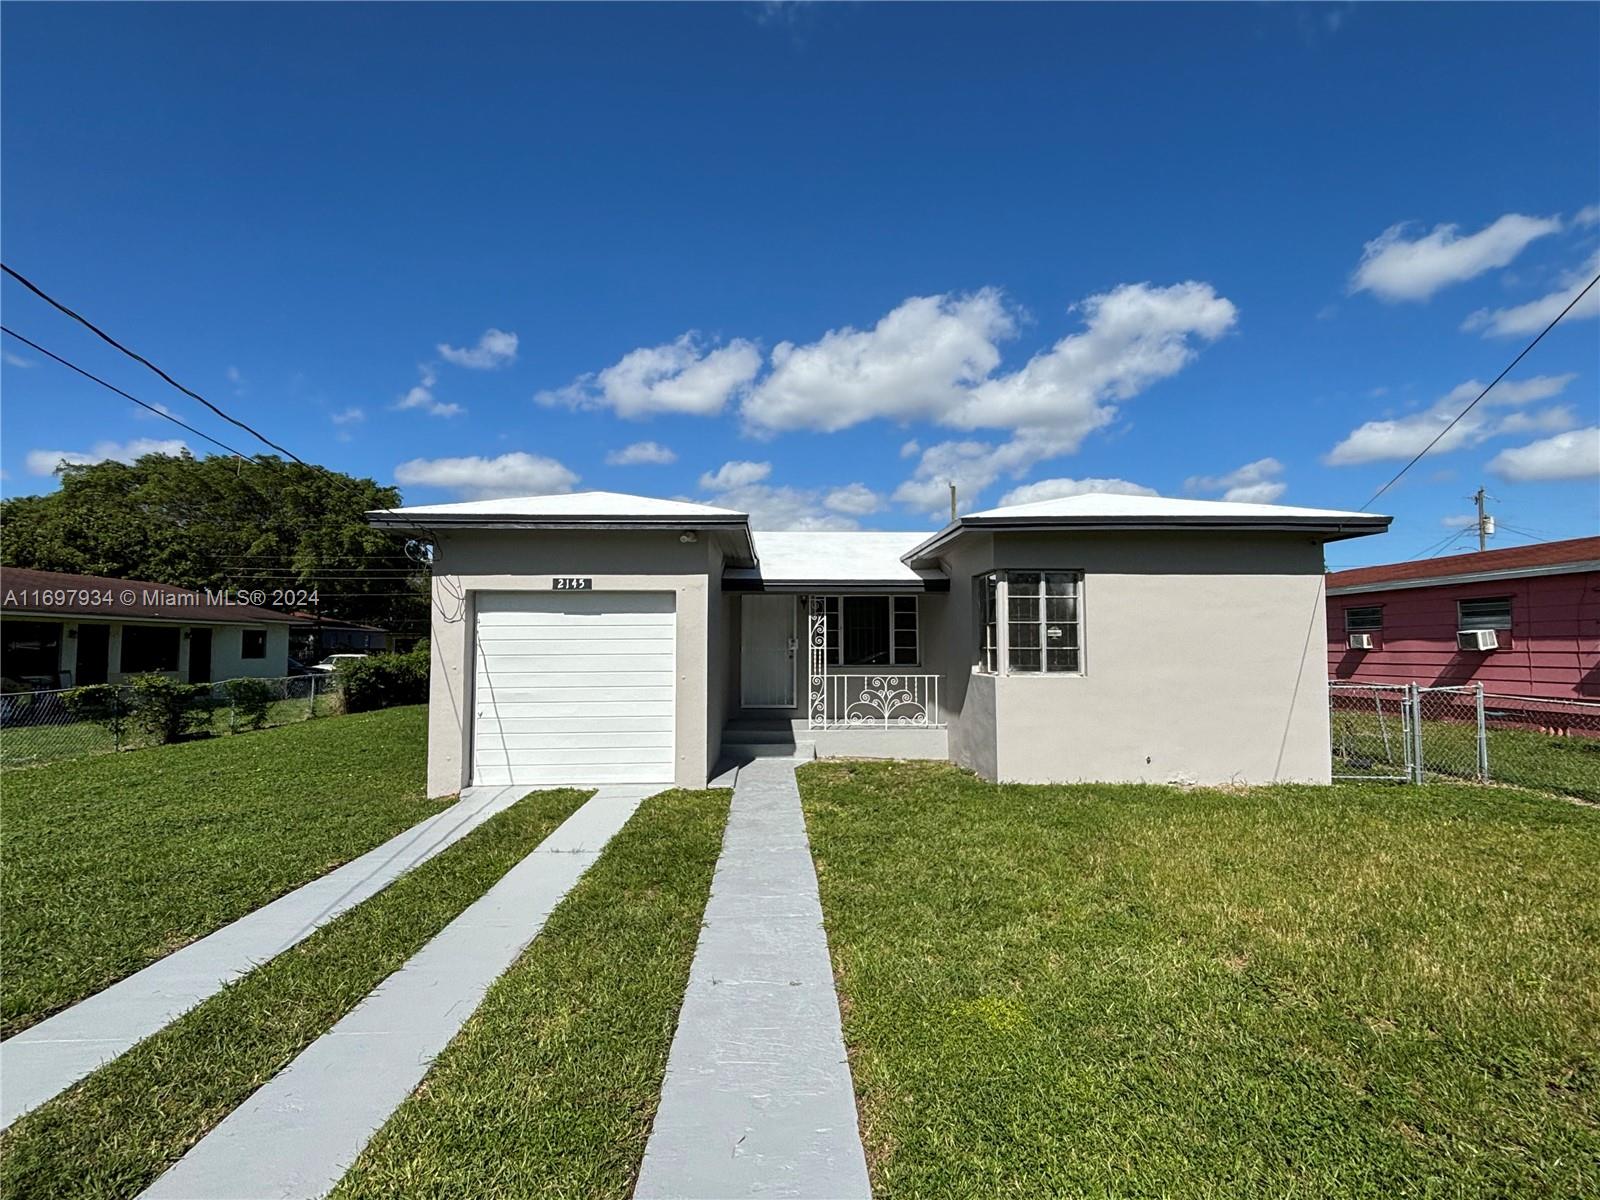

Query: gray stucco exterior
[412,518,1347,796]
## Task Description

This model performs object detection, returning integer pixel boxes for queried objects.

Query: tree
[0,452,428,638]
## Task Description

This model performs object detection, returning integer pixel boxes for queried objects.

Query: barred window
[820,596,918,666]
[121,625,179,673]
[975,571,1082,675]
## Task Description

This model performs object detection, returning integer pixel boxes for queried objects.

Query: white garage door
[472,591,676,786]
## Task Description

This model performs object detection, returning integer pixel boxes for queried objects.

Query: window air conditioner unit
[1347,633,1375,650]
[1457,629,1498,652]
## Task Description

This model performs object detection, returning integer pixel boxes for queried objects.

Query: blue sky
[2,2,1596,567]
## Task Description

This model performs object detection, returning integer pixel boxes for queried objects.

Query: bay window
[976,571,1083,675]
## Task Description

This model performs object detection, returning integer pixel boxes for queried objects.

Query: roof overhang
[721,571,949,593]
[366,510,758,566]
[1328,558,1599,596]
[903,512,1393,566]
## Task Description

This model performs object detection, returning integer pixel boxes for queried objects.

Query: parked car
[310,653,369,674]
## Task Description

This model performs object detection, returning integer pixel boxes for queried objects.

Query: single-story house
[370,490,1389,797]
[288,611,392,661]
[0,566,291,690]
[1327,535,1600,699]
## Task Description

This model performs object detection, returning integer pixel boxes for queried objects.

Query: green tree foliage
[0,452,426,636]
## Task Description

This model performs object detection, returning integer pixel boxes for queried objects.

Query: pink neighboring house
[1327,536,1600,701]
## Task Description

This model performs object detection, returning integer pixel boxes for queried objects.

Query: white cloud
[26,437,189,476]
[1185,456,1287,503]
[605,440,677,466]
[899,439,921,459]
[893,432,1075,516]
[1350,213,1562,302]
[437,328,519,370]
[3,350,34,368]
[394,364,463,418]
[1488,426,1600,482]
[743,282,1235,453]
[539,335,760,419]
[1324,374,1576,465]
[1440,514,1478,529]
[330,407,365,425]
[1574,204,1600,228]
[1462,249,1600,337]
[1496,405,1578,436]
[694,461,879,531]
[997,476,1159,507]
[698,460,772,491]
[742,290,1014,434]
[822,482,884,516]
[393,452,578,500]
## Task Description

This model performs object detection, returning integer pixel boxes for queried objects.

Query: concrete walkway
[634,757,870,1200]
[1,783,535,1130]
[140,784,661,1200]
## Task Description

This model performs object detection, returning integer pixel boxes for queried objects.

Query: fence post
[1475,683,1488,782]
[1409,683,1425,785]
[308,674,317,721]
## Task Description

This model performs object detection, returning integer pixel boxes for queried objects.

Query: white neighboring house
[367,490,1390,796]
[0,567,290,690]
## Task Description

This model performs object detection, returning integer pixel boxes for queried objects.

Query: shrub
[222,677,276,730]
[124,674,213,744]
[62,684,129,744]
[337,641,430,714]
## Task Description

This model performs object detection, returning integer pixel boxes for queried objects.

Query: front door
[76,624,110,685]
[740,594,795,708]
[188,628,213,683]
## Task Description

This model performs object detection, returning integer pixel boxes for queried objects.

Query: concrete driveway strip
[1,783,535,1130]
[139,784,662,1200]
[634,757,870,1200]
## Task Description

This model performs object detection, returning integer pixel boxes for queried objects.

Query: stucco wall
[938,531,1332,786]
[425,529,720,798]
[47,618,288,685]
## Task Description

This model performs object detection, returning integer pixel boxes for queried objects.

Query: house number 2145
[553,577,593,590]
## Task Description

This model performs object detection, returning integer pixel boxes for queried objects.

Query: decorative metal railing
[807,597,944,729]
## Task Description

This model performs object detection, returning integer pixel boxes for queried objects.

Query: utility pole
[949,482,958,522]
[1474,486,1493,552]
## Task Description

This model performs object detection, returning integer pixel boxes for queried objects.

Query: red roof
[1,566,290,624]
[1328,535,1600,591]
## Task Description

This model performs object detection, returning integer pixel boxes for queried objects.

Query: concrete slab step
[721,741,816,761]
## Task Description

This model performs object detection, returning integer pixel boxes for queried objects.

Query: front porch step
[720,740,816,761]
[719,726,798,745]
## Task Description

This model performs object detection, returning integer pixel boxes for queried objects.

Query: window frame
[1344,605,1383,633]
[974,570,1085,677]
[241,628,268,660]
[120,624,181,674]
[1457,596,1512,632]
[819,595,919,668]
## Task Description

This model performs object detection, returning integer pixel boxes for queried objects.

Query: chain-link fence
[0,674,339,770]
[1331,680,1600,800]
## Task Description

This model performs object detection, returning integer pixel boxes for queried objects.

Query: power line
[3,263,319,467]
[2,264,463,622]
[1,326,255,460]
[1360,269,1600,511]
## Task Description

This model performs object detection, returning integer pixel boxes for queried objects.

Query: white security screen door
[472,591,676,786]
[740,594,796,708]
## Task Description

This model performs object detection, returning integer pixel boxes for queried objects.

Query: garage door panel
[473,591,675,786]
[471,762,671,786]
[481,714,675,734]
[477,592,674,617]
[476,652,676,675]
[480,731,675,751]
[479,685,676,705]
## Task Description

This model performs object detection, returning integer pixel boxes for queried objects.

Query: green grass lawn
[801,760,1600,1199]
[1,704,444,1036]
[332,787,731,1200]
[0,786,589,1200]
